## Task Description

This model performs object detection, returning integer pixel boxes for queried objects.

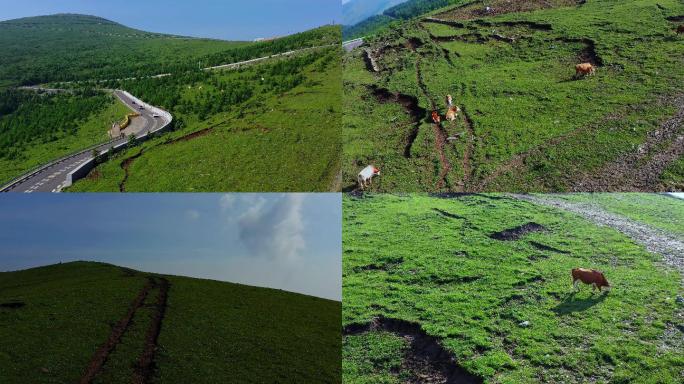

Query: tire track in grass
[80,278,154,384]
[415,55,452,190]
[344,317,483,384]
[132,277,169,384]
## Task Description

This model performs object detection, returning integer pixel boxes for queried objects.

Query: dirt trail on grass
[80,278,154,384]
[571,95,684,191]
[415,55,452,190]
[513,194,684,278]
[369,86,426,158]
[119,149,145,192]
[132,277,169,384]
[344,317,483,384]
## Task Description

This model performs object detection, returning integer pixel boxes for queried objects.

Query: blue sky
[0,193,341,301]
[0,0,341,40]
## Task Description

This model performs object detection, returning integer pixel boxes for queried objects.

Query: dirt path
[572,95,684,191]
[119,149,145,192]
[132,278,169,384]
[344,317,483,384]
[512,194,684,278]
[80,278,155,384]
[415,55,452,189]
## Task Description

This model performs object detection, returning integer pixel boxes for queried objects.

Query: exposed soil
[434,122,453,190]
[528,241,571,254]
[80,278,154,384]
[571,95,684,191]
[665,15,684,22]
[475,20,553,31]
[353,258,404,273]
[560,37,603,66]
[490,222,547,241]
[132,277,169,384]
[119,149,145,193]
[0,301,25,309]
[435,0,582,21]
[422,18,466,29]
[406,37,424,50]
[369,86,427,158]
[414,55,452,190]
[344,317,483,384]
[513,195,684,279]
[433,208,465,220]
[168,127,214,144]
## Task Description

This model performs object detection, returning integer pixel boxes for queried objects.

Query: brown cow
[575,62,596,77]
[445,105,461,121]
[572,268,610,292]
[431,111,441,124]
[677,24,684,34]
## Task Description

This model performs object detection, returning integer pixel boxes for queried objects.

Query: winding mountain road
[2,44,334,193]
[1,91,169,193]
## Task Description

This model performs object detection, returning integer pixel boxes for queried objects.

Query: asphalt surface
[343,38,364,52]
[3,91,165,193]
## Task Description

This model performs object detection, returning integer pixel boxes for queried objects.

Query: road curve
[1,91,168,193]
[343,38,364,52]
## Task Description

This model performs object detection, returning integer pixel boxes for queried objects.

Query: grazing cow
[572,268,610,292]
[445,105,461,121]
[431,111,441,124]
[357,165,380,189]
[678,24,684,34]
[575,63,596,77]
[446,94,453,106]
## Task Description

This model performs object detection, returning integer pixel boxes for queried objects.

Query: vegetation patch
[343,194,683,382]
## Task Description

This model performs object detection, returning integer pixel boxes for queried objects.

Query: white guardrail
[0,91,172,192]
[62,90,173,188]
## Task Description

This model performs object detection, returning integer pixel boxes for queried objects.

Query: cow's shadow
[552,290,608,315]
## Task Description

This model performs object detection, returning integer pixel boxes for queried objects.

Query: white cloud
[219,194,236,210]
[237,194,306,261]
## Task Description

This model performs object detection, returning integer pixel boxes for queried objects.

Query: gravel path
[512,194,684,279]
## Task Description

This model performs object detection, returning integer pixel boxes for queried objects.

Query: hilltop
[0,261,341,383]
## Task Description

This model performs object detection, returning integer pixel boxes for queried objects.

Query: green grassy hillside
[68,46,341,192]
[0,89,130,183]
[343,0,684,192]
[0,14,251,87]
[0,261,341,383]
[343,193,683,383]
[0,14,341,191]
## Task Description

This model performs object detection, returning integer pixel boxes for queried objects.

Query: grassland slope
[0,261,341,383]
[343,193,683,383]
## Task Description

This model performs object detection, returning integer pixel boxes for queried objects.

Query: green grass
[551,193,684,237]
[343,0,684,192]
[69,48,341,192]
[0,14,250,86]
[0,261,341,383]
[343,194,684,383]
[0,92,130,183]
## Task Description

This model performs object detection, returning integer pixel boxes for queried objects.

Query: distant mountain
[342,0,408,25]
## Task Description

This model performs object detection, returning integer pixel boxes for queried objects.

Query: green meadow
[343,0,684,192]
[68,47,341,192]
[343,193,683,383]
[0,262,341,383]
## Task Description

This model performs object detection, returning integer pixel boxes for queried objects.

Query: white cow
[358,165,380,189]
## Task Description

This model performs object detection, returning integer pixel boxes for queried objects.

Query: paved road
[2,91,165,193]
[343,38,364,52]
